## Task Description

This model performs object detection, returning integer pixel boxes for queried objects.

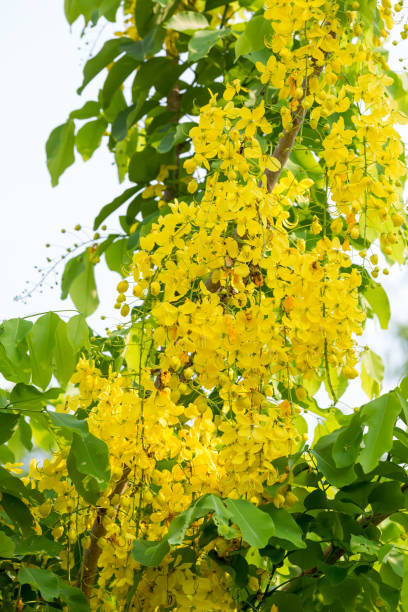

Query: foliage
[2,0,408,610]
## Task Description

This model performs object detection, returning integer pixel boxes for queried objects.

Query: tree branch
[76,466,131,599]
[263,32,336,194]
[264,105,307,193]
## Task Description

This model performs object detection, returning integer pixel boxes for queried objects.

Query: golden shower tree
[1,0,408,610]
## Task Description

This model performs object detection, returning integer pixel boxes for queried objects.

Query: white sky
[1,1,123,331]
[1,1,408,413]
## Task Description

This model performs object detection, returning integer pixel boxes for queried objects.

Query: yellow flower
[311,216,322,234]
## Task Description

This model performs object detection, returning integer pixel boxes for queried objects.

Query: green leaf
[66,449,100,504]
[224,499,275,548]
[124,323,153,372]
[261,507,305,549]
[361,349,384,399]
[64,0,81,24]
[2,494,34,536]
[312,430,356,487]
[363,277,391,330]
[77,38,123,94]
[111,104,138,141]
[93,186,139,229]
[235,16,273,59]
[205,0,231,8]
[9,384,47,411]
[368,481,405,514]
[112,98,156,140]
[262,592,303,612]
[54,320,76,387]
[0,318,32,369]
[0,413,19,444]
[17,415,33,451]
[290,148,323,176]
[125,194,153,222]
[105,239,132,275]
[350,534,380,556]
[359,391,403,473]
[59,581,90,612]
[71,432,110,485]
[76,118,107,161]
[400,376,408,401]
[188,29,229,62]
[387,71,408,113]
[128,146,162,183]
[66,314,90,352]
[46,120,75,186]
[14,535,62,556]
[102,87,127,124]
[132,539,170,566]
[0,531,15,558]
[0,445,14,463]
[156,128,177,154]
[200,495,236,538]
[135,0,156,37]
[0,466,40,501]
[155,122,194,154]
[69,256,99,317]
[27,313,60,389]
[99,0,121,21]
[115,137,129,177]
[315,560,349,585]
[132,57,183,98]
[332,414,363,468]
[67,432,110,503]
[166,495,236,547]
[131,495,238,568]
[0,343,19,382]
[402,553,408,612]
[102,55,138,108]
[398,393,408,428]
[29,413,54,453]
[64,0,96,25]
[166,11,209,32]
[69,100,100,120]
[18,567,59,601]
[120,28,163,61]
[48,411,89,438]
[61,255,85,300]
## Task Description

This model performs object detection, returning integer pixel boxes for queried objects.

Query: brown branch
[264,30,337,194]
[163,52,183,202]
[264,104,307,193]
[76,466,131,599]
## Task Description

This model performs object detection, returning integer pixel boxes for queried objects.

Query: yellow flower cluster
[135,558,237,611]
[260,0,406,250]
[27,359,294,609]
[129,93,364,390]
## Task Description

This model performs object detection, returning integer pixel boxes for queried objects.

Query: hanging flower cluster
[28,359,293,610]
[261,0,407,258]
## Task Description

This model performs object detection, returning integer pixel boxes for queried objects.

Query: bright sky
[1,1,123,331]
[1,1,408,413]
